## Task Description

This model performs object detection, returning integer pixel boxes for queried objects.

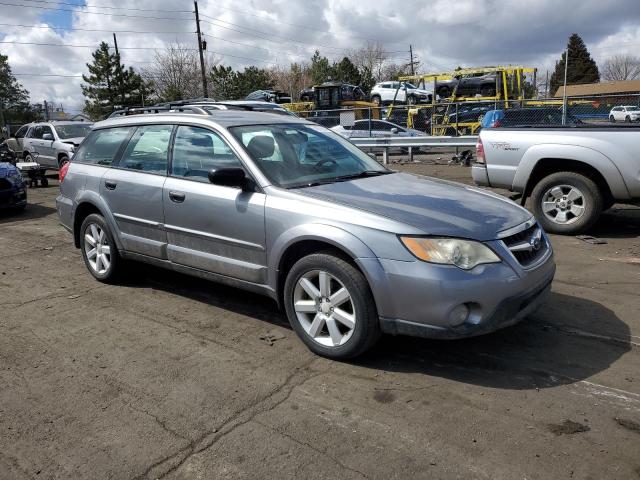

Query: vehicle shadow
[0,203,57,224]
[357,292,631,390]
[588,206,640,239]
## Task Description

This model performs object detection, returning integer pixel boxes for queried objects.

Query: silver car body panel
[57,111,555,339]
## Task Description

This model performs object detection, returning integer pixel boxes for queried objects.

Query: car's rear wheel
[24,152,33,162]
[79,213,122,283]
[284,253,380,359]
[481,86,495,97]
[531,172,602,234]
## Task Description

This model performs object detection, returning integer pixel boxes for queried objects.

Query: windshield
[54,124,92,139]
[230,123,389,188]
[403,82,417,89]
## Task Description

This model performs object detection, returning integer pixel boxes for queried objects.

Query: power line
[0,2,193,21]
[20,0,192,13]
[0,22,193,35]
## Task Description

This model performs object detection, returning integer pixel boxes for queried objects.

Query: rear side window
[73,127,133,166]
[118,125,173,174]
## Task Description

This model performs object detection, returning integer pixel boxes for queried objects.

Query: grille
[502,223,548,268]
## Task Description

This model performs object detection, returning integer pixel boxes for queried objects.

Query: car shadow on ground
[357,292,631,390]
[124,264,630,392]
[0,202,57,224]
[588,206,640,239]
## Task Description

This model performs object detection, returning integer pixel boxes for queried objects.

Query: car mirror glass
[42,133,53,141]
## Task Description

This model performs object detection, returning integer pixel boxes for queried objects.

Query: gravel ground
[1,163,639,480]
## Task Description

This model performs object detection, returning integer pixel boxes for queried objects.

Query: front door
[162,125,267,284]
[100,124,172,258]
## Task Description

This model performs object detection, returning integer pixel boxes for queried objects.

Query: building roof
[554,80,640,97]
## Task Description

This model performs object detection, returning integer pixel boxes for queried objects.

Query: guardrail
[349,135,478,164]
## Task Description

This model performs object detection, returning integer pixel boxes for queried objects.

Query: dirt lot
[1,162,639,480]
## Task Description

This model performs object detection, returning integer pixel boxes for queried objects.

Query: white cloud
[1,0,639,112]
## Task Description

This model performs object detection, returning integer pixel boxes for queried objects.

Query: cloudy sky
[2,0,640,113]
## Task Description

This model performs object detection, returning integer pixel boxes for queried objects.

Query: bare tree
[601,54,640,81]
[348,42,388,82]
[268,62,311,100]
[142,42,218,101]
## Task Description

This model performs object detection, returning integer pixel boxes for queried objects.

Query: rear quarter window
[72,127,133,166]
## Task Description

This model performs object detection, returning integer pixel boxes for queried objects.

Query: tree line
[1,33,639,124]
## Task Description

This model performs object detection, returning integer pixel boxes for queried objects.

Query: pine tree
[549,34,600,95]
[309,50,333,84]
[81,42,150,119]
[0,51,30,128]
[333,57,361,85]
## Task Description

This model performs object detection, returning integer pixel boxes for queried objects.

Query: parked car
[330,119,426,139]
[245,90,292,104]
[57,110,555,359]
[299,87,315,102]
[201,100,296,116]
[609,105,640,122]
[473,125,640,234]
[370,81,433,105]
[23,121,93,169]
[447,103,494,124]
[0,161,27,211]
[480,108,582,129]
[436,74,497,99]
[5,123,32,159]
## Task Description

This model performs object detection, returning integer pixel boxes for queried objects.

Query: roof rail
[107,105,209,118]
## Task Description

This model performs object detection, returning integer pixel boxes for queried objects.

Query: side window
[73,127,133,166]
[118,125,172,174]
[32,126,43,139]
[170,126,243,182]
[42,126,54,138]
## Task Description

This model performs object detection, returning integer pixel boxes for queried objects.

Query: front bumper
[0,186,27,209]
[358,242,555,340]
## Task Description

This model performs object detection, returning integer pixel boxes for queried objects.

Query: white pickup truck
[472,126,640,234]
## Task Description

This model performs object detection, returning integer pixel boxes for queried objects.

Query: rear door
[100,124,172,258]
[162,125,267,283]
[38,125,57,167]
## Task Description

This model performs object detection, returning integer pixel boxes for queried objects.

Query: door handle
[169,191,185,203]
[104,180,117,190]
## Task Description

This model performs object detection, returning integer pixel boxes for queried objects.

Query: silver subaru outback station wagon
[56,110,555,359]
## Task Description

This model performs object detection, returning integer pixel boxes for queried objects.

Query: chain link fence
[291,93,640,137]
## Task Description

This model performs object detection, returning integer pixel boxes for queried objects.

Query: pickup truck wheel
[531,172,602,234]
[284,253,381,359]
[79,213,122,283]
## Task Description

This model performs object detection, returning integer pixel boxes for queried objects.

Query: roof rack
[107,105,209,118]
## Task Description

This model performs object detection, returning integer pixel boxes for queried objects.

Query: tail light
[493,119,502,127]
[59,161,70,183]
[475,137,486,164]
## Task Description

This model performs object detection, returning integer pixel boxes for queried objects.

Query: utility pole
[194,1,208,98]
[562,47,569,125]
[544,70,549,98]
[0,100,6,135]
[409,45,415,76]
[43,100,49,121]
[113,33,126,106]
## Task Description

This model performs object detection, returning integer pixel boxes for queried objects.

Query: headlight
[399,236,501,270]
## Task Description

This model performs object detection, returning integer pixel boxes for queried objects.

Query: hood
[409,88,432,96]
[61,137,84,147]
[0,162,19,178]
[296,172,531,241]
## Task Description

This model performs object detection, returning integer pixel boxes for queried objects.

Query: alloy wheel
[84,223,111,274]
[293,270,356,347]
[541,184,586,225]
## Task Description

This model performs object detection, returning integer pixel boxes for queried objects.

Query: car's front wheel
[609,115,615,122]
[284,252,381,359]
[531,172,603,234]
[79,213,122,283]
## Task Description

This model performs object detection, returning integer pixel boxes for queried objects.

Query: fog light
[449,304,470,326]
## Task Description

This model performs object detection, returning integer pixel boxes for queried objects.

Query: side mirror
[208,167,254,191]
[42,133,53,141]
[390,128,399,134]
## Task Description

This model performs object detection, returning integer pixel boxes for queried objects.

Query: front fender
[513,144,630,199]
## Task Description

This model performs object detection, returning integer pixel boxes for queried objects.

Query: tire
[284,252,381,359]
[609,115,615,123]
[438,86,451,99]
[481,87,495,97]
[58,155,69,168]
[24,152,33,162]
[41,176,49,187]
[407,95,417,106]
[625,115,631,123]
[531,171,603,235]
[371,95,381,106]
[79,213,123,283]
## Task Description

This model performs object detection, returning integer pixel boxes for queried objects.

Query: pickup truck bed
[473,126,640,234]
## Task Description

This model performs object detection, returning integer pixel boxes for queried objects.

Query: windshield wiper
[287,170,393,189]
